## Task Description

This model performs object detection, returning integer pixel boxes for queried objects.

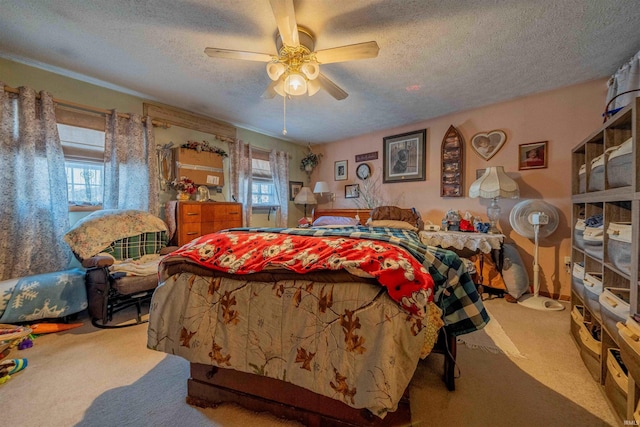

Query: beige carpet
[1,298,617,426]
[457,307,526,359]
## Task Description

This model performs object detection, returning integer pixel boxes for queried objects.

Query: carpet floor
[1,297,618,426]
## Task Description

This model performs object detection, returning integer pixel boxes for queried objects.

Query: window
[251,157,279,207]
[57,123,105,208]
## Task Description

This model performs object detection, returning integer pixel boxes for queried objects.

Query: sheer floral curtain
[606,50,640,112]
[0,85,72,280]
[229,141,252,226]
[103,113,159,216]
[270,150,289,227]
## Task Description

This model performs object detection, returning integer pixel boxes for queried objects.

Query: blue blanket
[0,268,88,323]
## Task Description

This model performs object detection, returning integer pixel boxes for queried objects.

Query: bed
[147,208,488,426]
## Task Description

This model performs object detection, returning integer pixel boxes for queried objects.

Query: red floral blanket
[169,230,435,318]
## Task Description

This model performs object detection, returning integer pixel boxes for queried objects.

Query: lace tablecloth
[419,231,504,254]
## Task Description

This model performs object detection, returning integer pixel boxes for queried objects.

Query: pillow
[368,220,418,232]
[500,243,529,299]
[103,231,169,261]
[312,216,359,227]
[370,206,424,230]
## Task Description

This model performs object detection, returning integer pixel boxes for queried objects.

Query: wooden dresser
[173,201,242,246]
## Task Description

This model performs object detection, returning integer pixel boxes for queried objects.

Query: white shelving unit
[571,97,639,423]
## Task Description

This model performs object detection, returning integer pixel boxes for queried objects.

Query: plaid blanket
[230,226,489,336]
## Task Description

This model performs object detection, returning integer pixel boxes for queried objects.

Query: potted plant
[171,176,197,200]
[300,145,322,173]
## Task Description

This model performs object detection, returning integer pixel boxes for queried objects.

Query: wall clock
[356,163,371,180]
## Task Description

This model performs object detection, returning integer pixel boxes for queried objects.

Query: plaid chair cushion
[104,231,168,261]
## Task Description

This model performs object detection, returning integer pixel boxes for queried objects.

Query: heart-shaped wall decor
[470,130,506,160]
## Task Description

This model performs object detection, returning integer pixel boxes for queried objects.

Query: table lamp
[293,186,317,220]
[313,181,334,199]
[469,166,519,233]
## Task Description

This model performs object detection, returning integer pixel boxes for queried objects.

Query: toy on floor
[0,358,28,384]
[0,324,33,355]
[30,323,83,335]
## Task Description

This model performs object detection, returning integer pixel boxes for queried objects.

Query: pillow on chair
[64,209,168,261]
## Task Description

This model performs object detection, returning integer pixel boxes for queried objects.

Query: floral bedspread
[195,226,490,336]
[147,227,489,418]
[148,272,443,418]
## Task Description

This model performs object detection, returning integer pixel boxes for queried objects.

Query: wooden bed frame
[185,208,457,426]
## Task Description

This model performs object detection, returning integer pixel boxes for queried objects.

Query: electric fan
[509,199,564,311]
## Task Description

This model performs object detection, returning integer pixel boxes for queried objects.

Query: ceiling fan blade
[316,73,348,100]
[314,41,379,64]
[204,47,273,62]
[261,79,279,99]
[269,0,299,47]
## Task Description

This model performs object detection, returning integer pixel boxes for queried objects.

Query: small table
[419,230,505,279]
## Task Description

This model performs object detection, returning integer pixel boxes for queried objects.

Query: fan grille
[509,200,559,239]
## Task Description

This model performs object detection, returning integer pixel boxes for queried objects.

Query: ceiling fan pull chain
[282,93,287,135]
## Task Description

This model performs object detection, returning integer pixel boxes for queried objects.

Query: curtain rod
[3,84,170,128]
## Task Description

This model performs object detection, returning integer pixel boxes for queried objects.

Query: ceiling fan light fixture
[284,72,307,96]
[301,62,319,80]
[266,62,286,81]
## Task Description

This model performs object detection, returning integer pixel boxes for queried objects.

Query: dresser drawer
[180,204,202,223]
[179,222,202,245]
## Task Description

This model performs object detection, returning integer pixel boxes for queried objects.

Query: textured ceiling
[1,0,640,144]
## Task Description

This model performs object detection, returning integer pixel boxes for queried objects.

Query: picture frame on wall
[383,129,427,183]
[345,184,360,199]
[289,181,303,201]
[335,160,348,181]
[518,141,548,170]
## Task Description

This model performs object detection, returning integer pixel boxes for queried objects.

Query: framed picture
[289,181,303,201]
[383,129,427,183]
[335,160,348,181]
[345,184,360,199]
[470,130,507,160]
[518,141,548,170]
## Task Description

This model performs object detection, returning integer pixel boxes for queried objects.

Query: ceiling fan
[204,0,379,101]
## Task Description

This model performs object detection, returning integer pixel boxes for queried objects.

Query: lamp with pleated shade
[293,186,317,218]
[469,166,519,234]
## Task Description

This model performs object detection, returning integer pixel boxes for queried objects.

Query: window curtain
[229,141,252,226]
[0,85,72,280]
[103,113,159,216]
[270,150,289,227]
[606,50,640,112]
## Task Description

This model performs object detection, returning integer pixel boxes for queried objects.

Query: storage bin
[617,315,640,384]
[578,164,586,194]
[604,348,628,420]
[600,287,630,344]
[574,219,586,250]
[579,320,602,382]
[572,262,585,301]
[583,226,603,260]
[583,272,603,321]
[588,153,606,192]
[571,305,584,345]
[607,138,633,188]
[607,221,632,275]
